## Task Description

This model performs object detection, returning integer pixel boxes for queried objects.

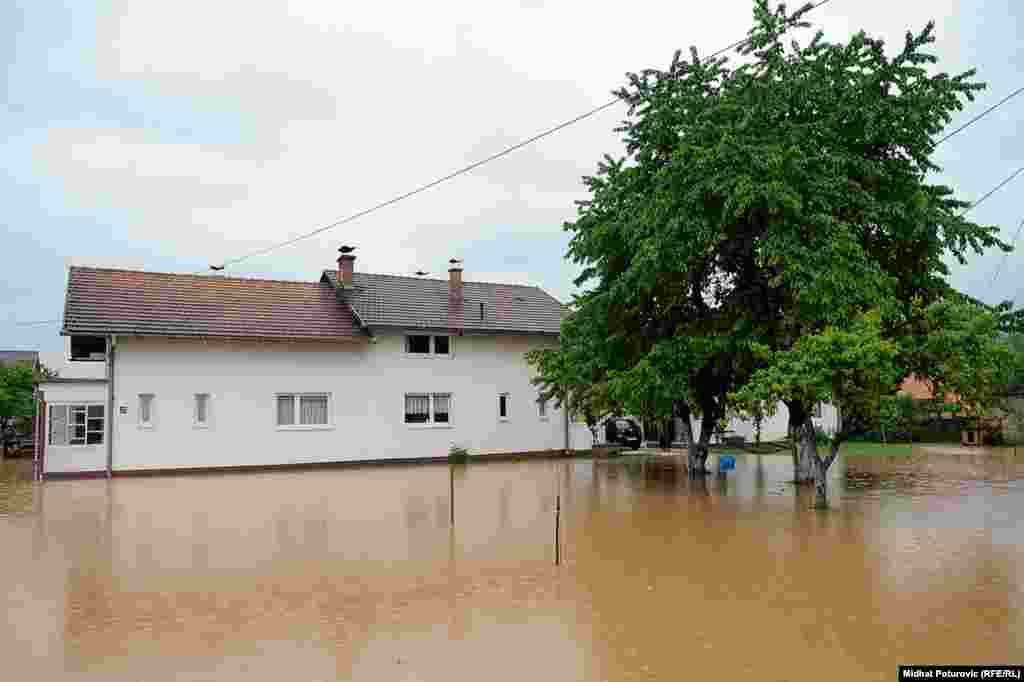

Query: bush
[448,444,470,463]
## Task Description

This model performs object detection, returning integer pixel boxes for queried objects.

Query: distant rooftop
[0,350,39,366]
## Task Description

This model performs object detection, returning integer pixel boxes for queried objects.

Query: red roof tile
[63,267,363,341]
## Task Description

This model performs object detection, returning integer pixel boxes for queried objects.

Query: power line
[934,85,1024,147]
[968,165,1024,214]
[7,319,61,327]
[8,161,1023,329]
[989,216,1024,289]
[202,0,837,274]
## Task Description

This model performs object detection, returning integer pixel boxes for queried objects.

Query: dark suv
[604,418,643,448]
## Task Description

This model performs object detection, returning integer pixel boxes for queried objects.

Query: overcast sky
[3,0,1022,356]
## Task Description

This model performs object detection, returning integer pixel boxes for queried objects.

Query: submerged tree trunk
[0,417,9,459]
[786,402,814,484]
[798,420,817,483]
[811,431,844,509]
[687,406,716,477]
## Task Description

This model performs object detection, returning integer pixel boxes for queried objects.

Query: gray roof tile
[322,270,564,335]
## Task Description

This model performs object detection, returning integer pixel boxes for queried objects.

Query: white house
[37,251,575,478]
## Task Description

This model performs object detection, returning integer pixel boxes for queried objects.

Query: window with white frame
[194,393,210,427]
[276,393,331,427]
[404,393,452,425]
[49,404,104,446]
[138,394,154,428]
[499,393,510,420]
[405,334,451,356]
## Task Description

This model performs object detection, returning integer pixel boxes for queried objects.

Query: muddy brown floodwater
[1,452,1022,680]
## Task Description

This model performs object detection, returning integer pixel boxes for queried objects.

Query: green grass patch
[839,441,913,457]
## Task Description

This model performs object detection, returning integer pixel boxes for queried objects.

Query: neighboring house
[36,252,569,478]
[572,402,841,450]
[0,350,40,371]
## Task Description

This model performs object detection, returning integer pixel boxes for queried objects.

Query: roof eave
[60,329,368,343]
[366,324,560,337]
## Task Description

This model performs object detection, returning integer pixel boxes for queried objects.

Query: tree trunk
[812,437,843,509]
[688,409,715,477]
[786,402,814,484]
[798,420,817,483]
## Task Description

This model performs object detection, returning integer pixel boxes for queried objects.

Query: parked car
[604,418,643,448]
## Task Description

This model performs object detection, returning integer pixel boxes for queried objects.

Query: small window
[404,393,452,425]
[499,393,510,420]
[405,394,430,423]
[69,335,106,362]
[537,396,548,419]
[276,395,295,426]
[139,394,154,427]
[49,404,103,446]
[405,334,451,356]
[194,393,210,426]
[276,393,330,427]
[433,393,451,423]
[406,335,431,354]
[299,394,329,425]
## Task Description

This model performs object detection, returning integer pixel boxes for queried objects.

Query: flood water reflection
[1,452,1021,680]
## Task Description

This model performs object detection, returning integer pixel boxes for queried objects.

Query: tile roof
[321,270,564,335]
[63,267,363,341]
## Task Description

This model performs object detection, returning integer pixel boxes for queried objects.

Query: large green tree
[0,362,37,458]
[736,302,1012,507]
[533,0,1009,477]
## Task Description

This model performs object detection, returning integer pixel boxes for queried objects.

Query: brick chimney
[337,246,356,287]
[448,259,464,333]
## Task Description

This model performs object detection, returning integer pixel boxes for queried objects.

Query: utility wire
[8,160,1023,329]
[968,165,1024,214]
[988,216,1024,289]
[201,0,836,274]
[934,85,1024,147]
[7,319,61,327]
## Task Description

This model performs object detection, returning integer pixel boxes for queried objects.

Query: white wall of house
[718,402,840,442]
[38,381,108,474]
[578,402,842,448]
[109,332,565,472]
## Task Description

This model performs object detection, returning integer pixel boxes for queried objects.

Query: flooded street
[1,452,1022,680]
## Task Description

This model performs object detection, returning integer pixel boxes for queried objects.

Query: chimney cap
[414,270,429,276]
[338,245,357,254]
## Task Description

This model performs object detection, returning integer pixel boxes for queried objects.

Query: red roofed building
[36,251,572,478]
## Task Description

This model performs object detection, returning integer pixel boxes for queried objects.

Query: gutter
[106,334,116,479]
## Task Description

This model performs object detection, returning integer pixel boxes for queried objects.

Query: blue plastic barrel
[718,455,736,471]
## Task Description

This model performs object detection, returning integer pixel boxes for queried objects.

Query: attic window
[70,335,106,362]
[479,302,485,320]
[405,334,451,356]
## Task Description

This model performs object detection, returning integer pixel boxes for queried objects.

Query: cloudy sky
[3,0,1022,355]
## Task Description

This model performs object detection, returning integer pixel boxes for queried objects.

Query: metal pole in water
[555,493,561,566]
[450,464,455,527]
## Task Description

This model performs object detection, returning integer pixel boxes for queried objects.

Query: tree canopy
[529,0,1013,482]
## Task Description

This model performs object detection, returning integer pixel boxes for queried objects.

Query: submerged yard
[1,450,1022,680]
